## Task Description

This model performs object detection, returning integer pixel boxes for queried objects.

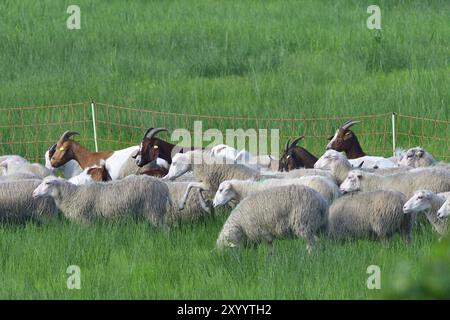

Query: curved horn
[59,131,79,141]
[290,135,305,148]
[341,120,361,131]
[48,144,57,153]
[144,127,169,140]
[284,139,290,152]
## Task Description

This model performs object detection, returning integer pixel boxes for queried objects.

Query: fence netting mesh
[0,101,448,163]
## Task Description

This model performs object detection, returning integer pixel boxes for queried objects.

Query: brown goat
[278,136,318,171]
[133,127,197,167]
[326,120,366,159]
[50,131,113,169]
[87,163,112,182]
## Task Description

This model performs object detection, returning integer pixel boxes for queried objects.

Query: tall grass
[0,216,438,299]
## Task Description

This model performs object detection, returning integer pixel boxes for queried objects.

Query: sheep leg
[267,240,274,256]
[196,191,211,214]
[178,182,207,210]
[305,233,316,254]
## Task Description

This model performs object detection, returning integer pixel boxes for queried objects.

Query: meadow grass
[0,0,449,299]
[0,214,438,299]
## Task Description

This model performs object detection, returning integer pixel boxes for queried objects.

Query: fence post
[90,99,99,152]
[391,112,397,156]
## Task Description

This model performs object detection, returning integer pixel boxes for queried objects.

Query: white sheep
[165,181,213,224]
[32,175,169,225]
[328,190,413,243]
[314,150,410,184]
[398,147,435,168]
[403,190,448,236]
[339,167,450,198]
[437,197,450,219]
[0,179,58,223]
[1,158,53,178]
[213,175,339,208]
[164,150,261,208]
[216,184,328,253]
[348,156,397,169]
[0,172,41,182]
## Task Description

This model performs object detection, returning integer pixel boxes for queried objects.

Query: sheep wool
[217,184,328,253]
[328,190,413,243]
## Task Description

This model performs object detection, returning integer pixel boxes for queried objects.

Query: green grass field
[0,0,449,299]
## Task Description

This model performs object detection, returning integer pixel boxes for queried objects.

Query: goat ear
[130,150,139,158]
[327,136,333,141]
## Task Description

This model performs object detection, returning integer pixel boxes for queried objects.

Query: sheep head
[32,176,65,199]
[213,181,237,208]
[339,170,363,194]
[133,127,169,167]
[403,190,434,214]
[437,198,450,219]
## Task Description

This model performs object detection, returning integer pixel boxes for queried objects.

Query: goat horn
[60,131,79,141]
[48,144,57,153]
[284,139,290,152]
[144,127,169,140]
[341,120,361,131]
[289,135,305,149]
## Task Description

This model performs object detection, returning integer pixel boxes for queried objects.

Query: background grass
[0,0,449,299]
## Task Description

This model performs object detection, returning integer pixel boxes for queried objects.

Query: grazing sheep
[213,175,340,208]
[314,150,410,185]
[165,181,213,224]
[437,197,450,219]
[0,179,58,223]
[1,158,53,178]
[276,167,336,183]
[347,156,397,169]
[314,150,353,184]
[164,150,261,208]
[253,154,279,172]
[0,155,28,174]
[403,190,448,236]
[398,147,435,168]
[216,185,328,253]
[32,175,169,225]
[0,172,41,182]
[328,190,413,243]
[339,167,450,198]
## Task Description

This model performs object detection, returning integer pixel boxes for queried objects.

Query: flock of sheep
[1,120,449,254]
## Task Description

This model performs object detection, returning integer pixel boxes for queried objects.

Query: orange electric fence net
[0,101,448,163]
